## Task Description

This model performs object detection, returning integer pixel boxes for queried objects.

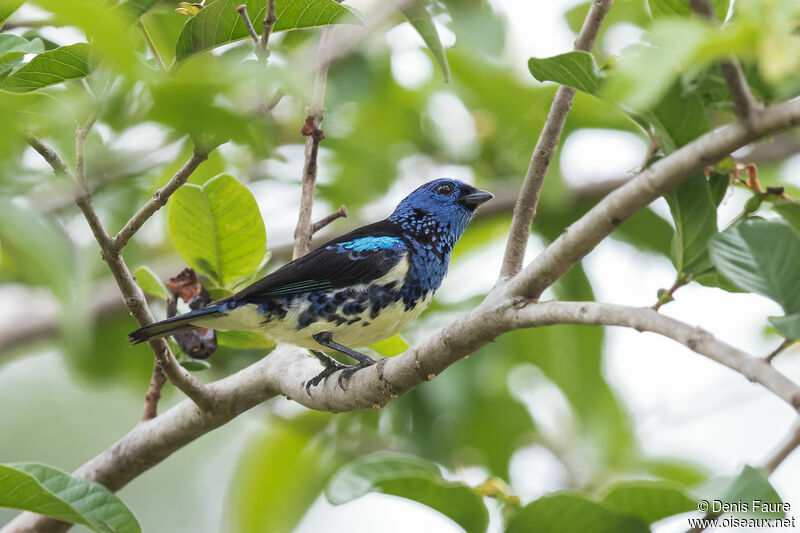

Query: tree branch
[311,205,347,233]
[110,147,212,252]
[688,0,761,119]
[292,26,335,259]
[497,0,613,281]
[26,134,215,413]
[506,302,800,411]
[507,99,800,301]
[9,292,800,532]
[763,420,800,474]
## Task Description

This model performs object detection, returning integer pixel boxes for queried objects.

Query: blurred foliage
[1,0,800,531]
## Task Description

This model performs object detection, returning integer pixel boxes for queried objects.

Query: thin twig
[688,0,761,119]
[763,420,800,473]
[111,148,211,252]
[26,135,69,175]
[258,0,277,61]
[139,19,167,72]
[766,338,793,364]
[236,5,260,48]
[497,0,613,281]
[142,363,167,420]
[292,26,335,259]
[311,205,347,233]
[652,276,688,311]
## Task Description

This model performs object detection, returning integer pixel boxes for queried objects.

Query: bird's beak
[459,189,494,209]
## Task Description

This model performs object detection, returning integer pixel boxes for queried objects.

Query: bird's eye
[435,183,454,196]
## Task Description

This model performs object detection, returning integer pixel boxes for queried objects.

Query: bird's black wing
[217,220,408,305]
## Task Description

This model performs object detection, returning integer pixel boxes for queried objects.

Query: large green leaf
[228,416,336,533]
[0,43,90,93]
[0,463,141,533]
[664,174,718,276]
[327,453,489,533]
[528,51,601,94]
[505,493,649,533]
[708,219,800,314]
[168,174,266,288]
[402,1,450,82]
[602,480,695,524]
[174,0,358,64]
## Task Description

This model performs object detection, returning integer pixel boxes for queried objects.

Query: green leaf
[174,0,358,64]
[0,462,141,533]
[0,43,91,93]
[505,493,649,533]
[771,200,800,237]
[0,35,45,65]
[401,1,450,82]
[119,0,161,19]
[648,0,730,21]
[602,480,695,524]
[528,51,601,94]
[217,330,274,349]
[0,0,23,29]
[648,0,691,18]
[327,452,489,533]
[708,219,800,314]
[134,265,170,299]
[181,359,211,371]
[369,334,409,357]
[696,465,786,518]
[768,313,800,340]
[0,198,73,301]
[665,174,718,275]
[168,174,266,288]
[229,417,337,533]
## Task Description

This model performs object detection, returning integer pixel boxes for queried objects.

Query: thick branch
[8,293,800,532]
[507,302,800,411]
[292,26,335,259]
[498,0,613,280]
[689,0,761,119]
[508,99,800,300]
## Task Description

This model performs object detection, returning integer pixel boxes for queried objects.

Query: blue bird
[128,179,493,392]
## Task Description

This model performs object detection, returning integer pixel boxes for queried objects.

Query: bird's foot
[306,350,346,395]
[337,358,376,391]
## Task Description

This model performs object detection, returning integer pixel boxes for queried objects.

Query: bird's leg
[310,331,377,390]
[306,350,347,394]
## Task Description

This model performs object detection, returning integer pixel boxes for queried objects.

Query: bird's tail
[127,306,226,345]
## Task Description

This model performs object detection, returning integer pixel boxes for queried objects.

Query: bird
[128,178,493,392]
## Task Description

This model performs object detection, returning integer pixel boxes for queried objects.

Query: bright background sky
[2,0,800,532]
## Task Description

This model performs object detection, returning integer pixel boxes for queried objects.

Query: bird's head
[388,178,493,247]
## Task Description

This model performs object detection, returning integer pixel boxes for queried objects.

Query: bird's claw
[306,356,346,395]
[336,359,376,391]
